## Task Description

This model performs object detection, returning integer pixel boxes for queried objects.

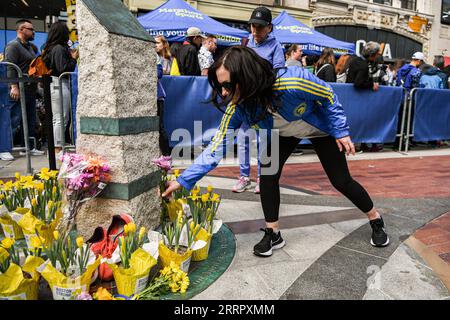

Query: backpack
[28,54,52,77]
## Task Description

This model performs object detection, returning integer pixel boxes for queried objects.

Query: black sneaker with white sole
[253,228,285,257]
[370,216,390,247]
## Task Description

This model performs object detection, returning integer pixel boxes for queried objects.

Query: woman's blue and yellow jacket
[177,66,350,190]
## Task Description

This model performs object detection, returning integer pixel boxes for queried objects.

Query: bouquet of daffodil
[106,222,157,297]
[136,261,190,300]
[37,231,101,300]
[0,237,45,300]
[57,153,111,237]
[118,223,147,269]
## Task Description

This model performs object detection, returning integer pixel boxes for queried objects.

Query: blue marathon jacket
[177,66,350,190]
[247,33,285,69]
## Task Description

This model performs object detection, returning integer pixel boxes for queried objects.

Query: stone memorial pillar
[75,0,161,238]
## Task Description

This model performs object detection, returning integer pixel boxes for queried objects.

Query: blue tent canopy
[137,0,248,46]
[272,11,355,56]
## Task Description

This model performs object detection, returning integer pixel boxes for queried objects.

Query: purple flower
[76,292,93,300]
[152,156,172,172]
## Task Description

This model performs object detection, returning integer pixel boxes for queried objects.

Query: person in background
[285,44,303,67]
[396,52,424,90]
[369,55,388,86]
[198,35,217,76]
[419,64,445,89]
[431,55,449,89]
[302,55,317,74]
[169,42,183,76]
[315,47,336,82]
[3,19,44,161]
[443,65,450,88]
[155,35,172,75]
[42,21,78,155]
[156,52,170,156]
[393,58,406,86]
[232,6,285,194]
[335,54,352,83]
[386,64,395,86]
[347,41,380,91]
[176,27,206,76]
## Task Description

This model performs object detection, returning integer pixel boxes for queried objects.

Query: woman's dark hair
[207,46,279,120]
[42,22,70,61]
[169,42,183,58]
[316,47,335,68]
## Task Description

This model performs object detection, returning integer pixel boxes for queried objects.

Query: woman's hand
[161,180,182,198]
[336,136,355,156]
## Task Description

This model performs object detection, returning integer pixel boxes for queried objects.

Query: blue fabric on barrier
[161,76,223,147]
[161,77,405,146]
[413,89,450,142]
[329,84,404,143]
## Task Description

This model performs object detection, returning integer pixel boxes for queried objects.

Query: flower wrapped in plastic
[0,237,45,300]
[57,153,111,236]
[37,232,100,300]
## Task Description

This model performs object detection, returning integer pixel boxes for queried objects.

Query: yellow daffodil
[211,193,220,202]
[34,182,45,192]
[173,169,180,178]
[30,236,45,249]
[76,236,84,249]
[0,247,10,263]
[1,237,15,249]
[93,287,114,300]
[31,198,37,207]
[15,172,20,180]
[123,224,129,235]
[201,193,209,203]
[176,211,183,227]
[0,194,4,201]
[207,185,213,193]
[52,186,57,195]
[53,230,59,240]
[3,181,13,191]
[127,222,136,234]
[38,168,51,181]
[138,227,146,241]
[191,185,200,196]
[48,170,59,179]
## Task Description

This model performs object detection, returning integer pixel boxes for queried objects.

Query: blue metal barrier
[411,88,450,142]
[161,76,405,146]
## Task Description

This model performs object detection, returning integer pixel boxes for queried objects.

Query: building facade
[311,0,450,61]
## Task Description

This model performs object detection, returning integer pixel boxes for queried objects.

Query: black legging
[260,135,374,223]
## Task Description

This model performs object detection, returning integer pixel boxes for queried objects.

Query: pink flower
[152,156,172,172]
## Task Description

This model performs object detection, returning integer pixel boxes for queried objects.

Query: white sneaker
[0,152,14,161]
[20,148,45,156]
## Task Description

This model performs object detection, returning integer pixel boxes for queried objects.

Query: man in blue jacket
[396,52,424,90]
[233,6,286,194]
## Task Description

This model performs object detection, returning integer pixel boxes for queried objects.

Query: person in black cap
[231,7,286,195]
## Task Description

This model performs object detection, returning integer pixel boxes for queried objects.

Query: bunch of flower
[40,231,91,277]
[163,211,201,254]
[187,185,221,234]
[152,156,172,195]
[137,261,189,299]
[0,175,30,211]
[118,222,147,269]
[57,153,111,236]
[0,238,20,273]
[92,287,115,300]
[170,169,189,200]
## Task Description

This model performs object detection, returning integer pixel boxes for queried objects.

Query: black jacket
[315,64,336,82]
[176,41,201,76]
[346,56,373,89]
[44,44,77,77]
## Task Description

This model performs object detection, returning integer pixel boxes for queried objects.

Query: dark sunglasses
[218,81,233,91]
[23,27,35,32]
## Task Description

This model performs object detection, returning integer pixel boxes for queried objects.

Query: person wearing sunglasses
[2,19,44,162]
[162,46,389,257]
